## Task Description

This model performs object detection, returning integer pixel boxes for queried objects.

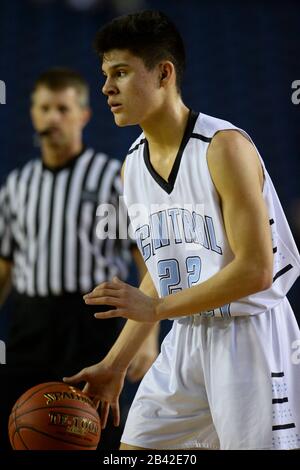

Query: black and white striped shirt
[0,148,133,296]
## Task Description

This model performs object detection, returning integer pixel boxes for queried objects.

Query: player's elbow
[238,252,273,294]
[254,267,273,292]
[247,259,273,293]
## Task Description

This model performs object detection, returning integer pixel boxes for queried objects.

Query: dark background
[0,0,299,327]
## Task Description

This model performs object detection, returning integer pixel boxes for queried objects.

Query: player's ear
[158,62,174,87]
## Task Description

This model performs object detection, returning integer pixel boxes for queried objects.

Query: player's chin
[114,115,135,127]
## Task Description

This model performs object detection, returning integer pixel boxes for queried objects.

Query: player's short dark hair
[94,10,186,92]
[32,67,90,107]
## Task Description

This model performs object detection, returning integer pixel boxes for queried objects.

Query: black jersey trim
[273,264,293,282]
[272,423,295,431]
[191,133,212,143]
[272,397,288,404]
[143,110,200,194]
[271,372,284,377]
[127,139,146,155]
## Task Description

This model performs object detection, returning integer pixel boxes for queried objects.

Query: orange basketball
[8,382,101,450]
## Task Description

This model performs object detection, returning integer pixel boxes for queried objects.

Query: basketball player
[64,11,300,450]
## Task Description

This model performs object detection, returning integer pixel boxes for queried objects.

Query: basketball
[8,382,101,450]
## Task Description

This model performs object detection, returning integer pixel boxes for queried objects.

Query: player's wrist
[154,297,169,321]
[102,353,129,374]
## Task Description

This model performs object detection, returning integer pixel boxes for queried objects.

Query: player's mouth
[109,103,123,113]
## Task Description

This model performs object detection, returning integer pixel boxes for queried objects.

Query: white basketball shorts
[121,297,300,450]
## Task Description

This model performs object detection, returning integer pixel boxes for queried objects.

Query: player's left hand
[84,277,160,323]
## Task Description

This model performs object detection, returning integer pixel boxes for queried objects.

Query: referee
[0,68,158,450]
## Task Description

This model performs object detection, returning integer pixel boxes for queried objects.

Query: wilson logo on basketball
[44,391,94,407]
[49,411,99,436]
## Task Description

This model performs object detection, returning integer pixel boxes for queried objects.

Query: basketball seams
[15,382,65,411]
[17,429,29,449]
[15,382,96,412]
[9,406,24,450]
[17,425,97,449]
[9,382,101,449]
[13,429,29,450]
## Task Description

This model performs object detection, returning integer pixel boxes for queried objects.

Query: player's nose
[102,78,117,96]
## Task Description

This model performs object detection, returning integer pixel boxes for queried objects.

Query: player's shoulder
[194,112,252,154]
[194,112,237,139]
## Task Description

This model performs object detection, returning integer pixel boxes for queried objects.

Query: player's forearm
[104,271,159,371]
[139,270,158,299]
[104,319,158,372]
[132,246,147,284]
[156,256,272,320]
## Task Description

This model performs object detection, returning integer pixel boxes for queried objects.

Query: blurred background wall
[0,0,299,322]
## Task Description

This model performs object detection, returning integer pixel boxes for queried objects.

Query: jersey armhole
[207,128,267,196]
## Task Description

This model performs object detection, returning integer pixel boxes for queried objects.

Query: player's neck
[41,142,84,169]
[142,102,190,181]
[143,101,190,152]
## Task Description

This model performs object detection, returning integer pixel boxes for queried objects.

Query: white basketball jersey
[124,111,300,317]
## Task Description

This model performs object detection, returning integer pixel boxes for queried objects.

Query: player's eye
[116,70,126,78]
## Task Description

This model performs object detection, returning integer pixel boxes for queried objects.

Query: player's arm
[131,246,147,282]
[127,246,160,381]
[84,130,273,322]
[0,258,12,308]
[63,271,159,427]
[154,130,273,319]
[104,271,159,370]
